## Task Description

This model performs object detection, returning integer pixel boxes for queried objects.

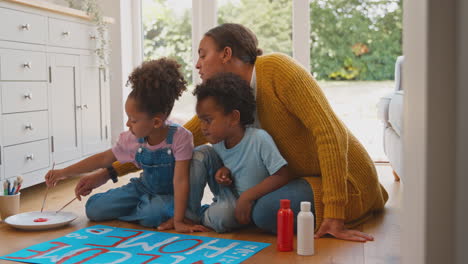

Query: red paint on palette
[33,218,49,222]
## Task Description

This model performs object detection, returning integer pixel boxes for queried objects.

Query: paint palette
[4,211,77,231]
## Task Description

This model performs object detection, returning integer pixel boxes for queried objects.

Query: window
[142,0,195,123]
[309,0,402,161]
[218,0,292,56]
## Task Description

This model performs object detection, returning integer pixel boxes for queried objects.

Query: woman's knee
[252,178,314,233]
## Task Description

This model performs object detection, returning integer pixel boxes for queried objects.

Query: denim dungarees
[85,125,178,227]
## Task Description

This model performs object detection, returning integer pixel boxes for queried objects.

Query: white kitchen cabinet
[0,0,112,188]
[49,53,82,164]
[80,55,110,156]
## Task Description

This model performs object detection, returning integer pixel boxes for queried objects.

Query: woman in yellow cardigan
[76,23,388,242]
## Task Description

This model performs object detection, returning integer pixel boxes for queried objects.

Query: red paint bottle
[277,199,293,251]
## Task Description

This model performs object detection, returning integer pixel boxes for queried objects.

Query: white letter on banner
[185,239,240,258]
[167,255,186,264]
[94,251,132,264]
[116,233,180,251]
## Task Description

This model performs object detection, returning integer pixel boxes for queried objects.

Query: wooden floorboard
[0,165,401,263]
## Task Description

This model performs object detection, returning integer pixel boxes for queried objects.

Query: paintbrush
[41,162,55,212]
[15,176,23,194]
[55,197,77,214]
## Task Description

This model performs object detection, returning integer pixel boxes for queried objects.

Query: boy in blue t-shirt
[185,72,297,233]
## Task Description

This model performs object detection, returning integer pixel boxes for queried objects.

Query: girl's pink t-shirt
[112,126,193,168]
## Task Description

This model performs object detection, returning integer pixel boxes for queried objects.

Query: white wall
[402,0,428,261]
[100,0,139,144]
[403,0,467,263]
[455,0,468,263]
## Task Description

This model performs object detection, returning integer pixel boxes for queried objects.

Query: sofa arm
[377,93,393,128]
[388,90,404,137]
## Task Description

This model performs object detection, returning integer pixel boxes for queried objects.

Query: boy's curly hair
[193,72,256,126]
[127,58,187,117]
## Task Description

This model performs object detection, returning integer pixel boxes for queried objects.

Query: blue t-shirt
[213,127,288,195]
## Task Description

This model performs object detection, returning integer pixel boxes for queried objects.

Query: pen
[3,181,7,195]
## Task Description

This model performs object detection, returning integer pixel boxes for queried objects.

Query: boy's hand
[215,167,232,186]
[158,218,211,233]
[45,169,68,187]
[75,169,110,200]
[235,195,254,225]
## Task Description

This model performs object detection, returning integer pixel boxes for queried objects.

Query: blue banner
[1,225,270,264]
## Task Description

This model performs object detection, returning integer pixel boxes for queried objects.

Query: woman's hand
[235,195,254,225]
[74,169,110,200]
[45,169,68,187]
[215,167,232,186]
[315,218,374,242]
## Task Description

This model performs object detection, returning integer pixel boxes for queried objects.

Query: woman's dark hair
[193,72,256,127]
[205,23,263,64]
[127,58,187,117]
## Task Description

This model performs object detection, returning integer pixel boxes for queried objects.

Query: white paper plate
[4,211,77,231]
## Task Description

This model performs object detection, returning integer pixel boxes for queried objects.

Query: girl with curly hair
[45,58,208,233]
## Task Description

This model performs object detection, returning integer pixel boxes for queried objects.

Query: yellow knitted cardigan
[114,53,388,230]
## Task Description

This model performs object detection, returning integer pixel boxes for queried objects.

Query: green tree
[310,0,402,80]
[142,0,192,84]
[218,0,292,56]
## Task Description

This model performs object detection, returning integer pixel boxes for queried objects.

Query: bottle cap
[280,199,290,209]
[300,201,311,212]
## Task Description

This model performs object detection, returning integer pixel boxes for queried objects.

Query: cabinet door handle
[24,93,33,99]
[24,123,34,130]
[76,105,82,110]
[90,35,97,40]
[26,154,34,160]
[20,24,31,31]
[62,31,70,36]
[83,104,88,109]
[23,62,32,69]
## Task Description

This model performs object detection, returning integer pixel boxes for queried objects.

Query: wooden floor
[0,165,401,264]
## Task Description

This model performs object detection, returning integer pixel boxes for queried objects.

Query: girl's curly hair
[127,58,187,117]
[193,72,256,126]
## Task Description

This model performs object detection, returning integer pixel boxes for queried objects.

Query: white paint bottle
[297,201,315,256]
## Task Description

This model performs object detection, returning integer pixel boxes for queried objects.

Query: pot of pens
[0,176,23,220]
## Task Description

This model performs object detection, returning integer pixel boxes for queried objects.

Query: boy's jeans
[187,145,314,234]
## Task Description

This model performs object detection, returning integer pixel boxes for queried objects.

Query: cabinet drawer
[2,111,49,146]
[1,82,48,113]
[0,49,47,81]
[4,139,50,177]
[48,18,96,49]
[0,7,47,45]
